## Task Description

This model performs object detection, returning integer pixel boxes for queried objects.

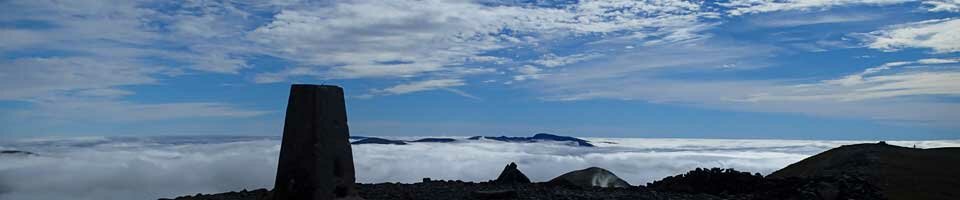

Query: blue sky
[1,0,958,139]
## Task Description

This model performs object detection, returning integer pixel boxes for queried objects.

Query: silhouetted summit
[493,162,531,184]
[769,142,960,200]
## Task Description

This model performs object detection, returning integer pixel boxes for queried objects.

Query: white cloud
[512,65,548,81]
[864,18,960,53]
[0,57,157,101]
[74,89,135,98]
[2,136,958,200]
[745,58,960,102]
[517,65,543,75]
[534,40,775,86]
[0,137,281,200]
[528,39,960,125]
[0,0,259,74]
[721,0,913,16]
[253,67,324,83]
[248,0,713,81]
[0,57,267,123]
[533,53,601,68]
[0,0,279,122]
[11,96,269,122]
[367,79,468,97]
[750,13,880,27]
[924,0,960,12]
[3,0,719,102]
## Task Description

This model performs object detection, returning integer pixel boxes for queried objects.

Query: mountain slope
[768,142,960,200]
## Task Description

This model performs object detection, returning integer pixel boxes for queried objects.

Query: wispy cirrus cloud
[749,13,881,27]
[744,58,960,102]
[246,0,714,83]
[3,0,960,134]
[360,79,478,99]
[720,0,914,16]
[0,0,274,123]
[863,18,960,53]
[530,35,960,125]
[924,0,960,12]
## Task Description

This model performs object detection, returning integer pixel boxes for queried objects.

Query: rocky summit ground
[165,142,960,200]
[163,181,726,200]
[163,174,883,200]
[769,142,960,200]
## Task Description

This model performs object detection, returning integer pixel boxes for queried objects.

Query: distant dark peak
[467,133,594,147]
[0,150,36,156]
[530,133,594,147]
[351,137,407,145]
[349,136,369,140]
[409,138,457,143]
[493,162,531,184]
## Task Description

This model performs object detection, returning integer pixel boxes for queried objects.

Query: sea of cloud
[1,136,958,200]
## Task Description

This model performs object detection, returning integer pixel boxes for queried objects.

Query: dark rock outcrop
[547,167,630,188]
[648,167,883,200]
[272,85,357,200]
[493,162,531,184]
[468,133,594,147]
[350,137,407,145]
[768,142,960,200]
[648,168,763,195]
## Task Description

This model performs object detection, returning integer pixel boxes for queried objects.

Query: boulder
[547,167,630,188]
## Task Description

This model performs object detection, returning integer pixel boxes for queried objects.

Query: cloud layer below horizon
[2,136,959,200]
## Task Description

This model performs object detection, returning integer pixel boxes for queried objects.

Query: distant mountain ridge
[349,133,594,147]
[467,133,595,147]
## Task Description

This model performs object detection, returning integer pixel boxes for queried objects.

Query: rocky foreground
[164,142,960,200]
[164,164,882,200]
[162,174,880,200]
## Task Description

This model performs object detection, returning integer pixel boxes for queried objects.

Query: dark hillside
[768,142,960,200]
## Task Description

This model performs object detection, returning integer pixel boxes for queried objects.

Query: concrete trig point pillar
[273,84,357,200]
